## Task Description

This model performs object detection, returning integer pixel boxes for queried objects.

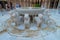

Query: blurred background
[0,0,60,10]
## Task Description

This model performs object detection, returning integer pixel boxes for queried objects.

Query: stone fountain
[7,7,56,37]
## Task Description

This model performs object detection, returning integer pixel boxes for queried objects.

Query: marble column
[57,0,60,9]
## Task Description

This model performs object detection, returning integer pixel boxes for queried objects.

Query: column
[48,0,50,8]
[57,0,60,9]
